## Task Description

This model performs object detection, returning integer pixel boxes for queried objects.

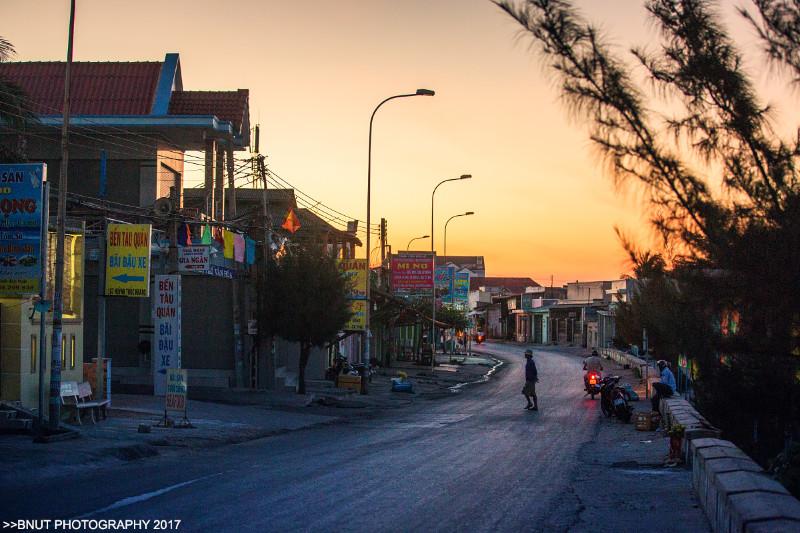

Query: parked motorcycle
[584,370,602,399]
[599,375,633,423]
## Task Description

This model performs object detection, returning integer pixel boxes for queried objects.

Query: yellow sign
[105,223,152,297]
[338,259,368,299]
[345,300,367,331]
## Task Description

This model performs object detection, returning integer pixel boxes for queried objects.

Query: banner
[105,223,152,297]
[165,368,188,412]
[345,299,367,331]
[435,266,455,301]
[453,272,470,304]
[339,258,367,299]
[178,245,210,273]
[154,275,181,396]
[0,163,46,297]
[391,252,434,293]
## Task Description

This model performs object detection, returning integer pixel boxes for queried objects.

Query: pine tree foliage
[494,0,800,464]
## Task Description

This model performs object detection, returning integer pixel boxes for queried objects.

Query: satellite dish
[153,197,173,217]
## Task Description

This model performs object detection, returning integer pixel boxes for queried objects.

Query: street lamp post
[430,174,472,371]
[406,234,430,251]
[443,211,474,355]
[366,89,434,375]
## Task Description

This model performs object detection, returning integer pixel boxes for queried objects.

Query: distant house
[436,255,485,277]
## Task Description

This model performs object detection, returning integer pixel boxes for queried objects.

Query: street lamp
[366,89,434,371]
[406,234,430,251]
[431,174,472,371]
[443,211,474,355]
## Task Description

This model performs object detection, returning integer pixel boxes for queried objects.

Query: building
[0,53,259,406]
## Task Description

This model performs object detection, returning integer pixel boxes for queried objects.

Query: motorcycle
[584,370,602,399]
[599,375,633,423]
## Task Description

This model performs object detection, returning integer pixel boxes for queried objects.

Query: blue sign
[0,163,47,296]
[435,266,454,300]
[208,264,234,279]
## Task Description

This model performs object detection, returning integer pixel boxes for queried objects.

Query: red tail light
[589,372,599,385]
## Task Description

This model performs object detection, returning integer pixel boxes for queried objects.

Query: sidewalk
[532,345,710,531]
[0,352,500,486]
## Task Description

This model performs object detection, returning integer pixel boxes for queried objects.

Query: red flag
[281,208,301,234]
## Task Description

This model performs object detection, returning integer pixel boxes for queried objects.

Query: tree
[494,0,800,463]
[0,36,36,162]
[261,244,352,394]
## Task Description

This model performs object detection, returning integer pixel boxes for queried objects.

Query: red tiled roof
[168,90,249,132]
[469,276,540,291]
[0,61,162,115]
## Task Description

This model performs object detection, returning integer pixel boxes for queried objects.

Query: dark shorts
[522,381,537,396]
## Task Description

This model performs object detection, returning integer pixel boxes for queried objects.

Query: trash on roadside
[621,383,640,401]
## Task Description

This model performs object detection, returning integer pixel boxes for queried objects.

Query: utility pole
[36,182,50,430]
[256,128,275,389]
[227,141,244,388]
[379,218,387,265]
[49,0,76,429]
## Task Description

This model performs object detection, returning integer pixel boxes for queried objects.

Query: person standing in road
[651,359,676,413]
[522,349,538,411]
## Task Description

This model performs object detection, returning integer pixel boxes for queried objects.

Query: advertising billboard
[0,163,47,297]
[453,272,470,304]
[391,252,434,293]
[345,299,367,331]
[339,258,368,300]
[435,266,454,301]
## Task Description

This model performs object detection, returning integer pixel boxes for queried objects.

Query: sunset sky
[2,0,784,282]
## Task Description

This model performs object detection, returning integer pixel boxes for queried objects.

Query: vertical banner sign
[345,300,367,331]
[453,272,470,306]
[0,163,46,297]
[435,266,455,302]
[154,275,181,395]
[338,258,368,299]
[390,252,434,294]
[105,223,152,297]
[165,368,188,412]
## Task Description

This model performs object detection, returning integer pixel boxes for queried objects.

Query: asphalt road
[1,343,708,532]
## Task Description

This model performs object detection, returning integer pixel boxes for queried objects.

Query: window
[30,335,37,373]
[70,335,76,369]
[61,336,66,370]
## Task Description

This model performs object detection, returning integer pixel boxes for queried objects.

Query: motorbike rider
[651,359,677,413]
[583,349,604,388]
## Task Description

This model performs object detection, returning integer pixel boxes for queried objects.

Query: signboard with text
[178,245,210,273]
[0,163,46,297]
[154,275,181,396]
[391,252,434,293]
[339,258,367,300]
[345,299,367,331]
[105,223,151,297]
[435,266,455,301]
[165,368,188,411]
[453,272,470,304]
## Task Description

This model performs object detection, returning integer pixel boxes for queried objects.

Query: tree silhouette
[495,0,800,464]
[261,244,351,394]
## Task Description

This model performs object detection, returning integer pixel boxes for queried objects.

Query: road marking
[74,472,224,518]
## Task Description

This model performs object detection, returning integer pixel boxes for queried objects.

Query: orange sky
[2,0,787,283]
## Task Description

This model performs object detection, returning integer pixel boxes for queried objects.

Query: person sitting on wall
[651,359,677,413]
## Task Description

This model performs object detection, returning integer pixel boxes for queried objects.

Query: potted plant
[668,424,685,461]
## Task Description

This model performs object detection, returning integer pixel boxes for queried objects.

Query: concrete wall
[660,398,800,531]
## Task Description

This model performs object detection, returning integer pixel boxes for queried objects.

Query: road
[1,343,708,532]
